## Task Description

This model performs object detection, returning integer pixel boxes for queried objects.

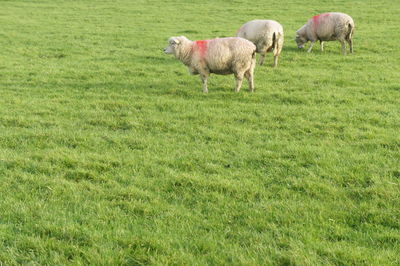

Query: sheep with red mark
[295,12,354,54]
[237,20,284,67]
[164,36,256,93]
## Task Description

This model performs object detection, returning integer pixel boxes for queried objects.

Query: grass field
[0,0,400,264]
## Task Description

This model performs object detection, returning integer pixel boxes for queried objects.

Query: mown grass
[0,0,399,264]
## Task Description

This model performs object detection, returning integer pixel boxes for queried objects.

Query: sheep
[237,20,284,67]
[295,12,355,54]
[164,36,256,93]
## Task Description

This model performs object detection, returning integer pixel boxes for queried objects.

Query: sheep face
[164,37,181,55]
[295,34,307,49]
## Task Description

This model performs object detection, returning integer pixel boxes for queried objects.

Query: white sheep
[295,12,355,54]
[237,20,284,67]
[164,36,256,93]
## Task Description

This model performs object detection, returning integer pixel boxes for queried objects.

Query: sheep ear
[169,37,180,45]
[168,37,180,45]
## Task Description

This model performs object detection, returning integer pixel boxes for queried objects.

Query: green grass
[0,0,400,264]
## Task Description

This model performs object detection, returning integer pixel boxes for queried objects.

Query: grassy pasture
[0,0,399,264]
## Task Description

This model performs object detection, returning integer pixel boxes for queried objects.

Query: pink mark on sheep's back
[195,40,208,57]
[312,13,330,26]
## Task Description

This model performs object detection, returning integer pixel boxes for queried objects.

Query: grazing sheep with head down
[237,19,284,67]
[295,12,354,54]
[164,36,256,93]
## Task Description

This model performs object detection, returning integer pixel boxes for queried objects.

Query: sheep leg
[348,39,353,53]
[273,37,283,67]
[340,40,346,55]
[234,73,244,93]
[258,53,266,65]
[320,41,324,52]
[273,48,279,67]
[200,74,208,93]
[307,41,315,53]
[244,71,254,92]
[247,55,256,92]
[273,56,278,67]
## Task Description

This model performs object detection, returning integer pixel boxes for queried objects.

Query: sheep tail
[273,32,281,56]
[347,21,354,41]
[272,32,277,51]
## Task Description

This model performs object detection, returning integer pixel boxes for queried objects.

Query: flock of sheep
[163,12,355,93]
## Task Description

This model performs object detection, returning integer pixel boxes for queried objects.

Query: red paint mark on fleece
[195,40,208,58]
[312,13,330,27]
